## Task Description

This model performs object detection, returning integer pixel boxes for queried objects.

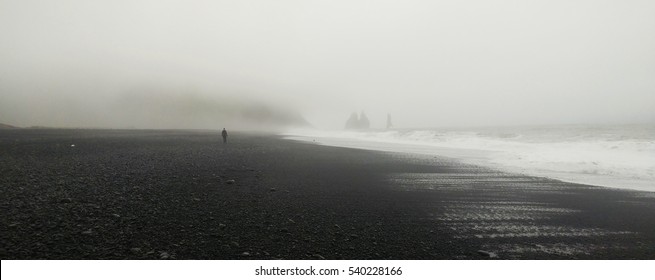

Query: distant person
[221,128,228,144]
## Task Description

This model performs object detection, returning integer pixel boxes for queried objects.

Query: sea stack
[386,114,393,129]
[344,111,370,130]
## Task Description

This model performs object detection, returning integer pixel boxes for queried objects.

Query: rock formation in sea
[345,112,360,129]
[386,113,393,129]
[344,111,370,130]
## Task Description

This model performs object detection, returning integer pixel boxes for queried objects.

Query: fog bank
[1,0,654,129]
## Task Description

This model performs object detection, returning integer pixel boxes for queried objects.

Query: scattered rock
[111,213,121,218]
[241,252,251,256]
[160,252,170,259]
[81,229,93,235]
[350,234,359,239]
[226,180,236,185]
[219,223,227,228]
[269,188,277,192]
[59,198,73,204]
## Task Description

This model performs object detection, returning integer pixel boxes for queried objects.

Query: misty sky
[1,0,654,129]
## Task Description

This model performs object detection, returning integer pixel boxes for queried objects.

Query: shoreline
[1,129,654,259]
[282,133,655,193]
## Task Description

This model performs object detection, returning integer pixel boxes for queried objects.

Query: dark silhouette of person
[221,128,228,143]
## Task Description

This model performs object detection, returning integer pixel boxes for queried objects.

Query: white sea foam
[282,125,655,192]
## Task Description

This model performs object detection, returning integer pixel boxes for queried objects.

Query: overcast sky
[1,0,654,129]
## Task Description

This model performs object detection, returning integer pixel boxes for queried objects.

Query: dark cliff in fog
[114,91,309,130]
[240,105,309,127]
[0,123,19,129]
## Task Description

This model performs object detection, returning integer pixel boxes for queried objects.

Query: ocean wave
[283,125,655,192]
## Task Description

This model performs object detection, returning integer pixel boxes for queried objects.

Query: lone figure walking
[221,128,228,144]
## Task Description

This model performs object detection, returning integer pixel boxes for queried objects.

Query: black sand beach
[1,129,654,259]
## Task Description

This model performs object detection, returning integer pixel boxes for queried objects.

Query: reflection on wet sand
[389,172,646,258]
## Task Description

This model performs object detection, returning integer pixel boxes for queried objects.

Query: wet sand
[1,129,654,259]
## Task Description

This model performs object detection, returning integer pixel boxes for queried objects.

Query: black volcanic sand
[1,129,654,259]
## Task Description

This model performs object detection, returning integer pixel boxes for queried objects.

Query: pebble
[477,250,498,258]
[59,198,73,204]
[81,229,93,235]
[269,188,277,192]
[160,252,170,259]
[226,180,235,185]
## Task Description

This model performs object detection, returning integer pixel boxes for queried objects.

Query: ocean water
[282,124,655,192]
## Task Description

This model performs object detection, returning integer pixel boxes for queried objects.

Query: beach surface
[1,129,654,259]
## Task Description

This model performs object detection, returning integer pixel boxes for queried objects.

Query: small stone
[81,229,93,235]
[477,250,498,258]
[269,188,277,192]
[349,234,359,239]
[312,254,326,260]
[219,223,227,228]
[59,198,73,203]
[241,252,251,256]
[130,248,141,254]
[226,180,236,185]
[112,214,121,218]
[160,252,170,259]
